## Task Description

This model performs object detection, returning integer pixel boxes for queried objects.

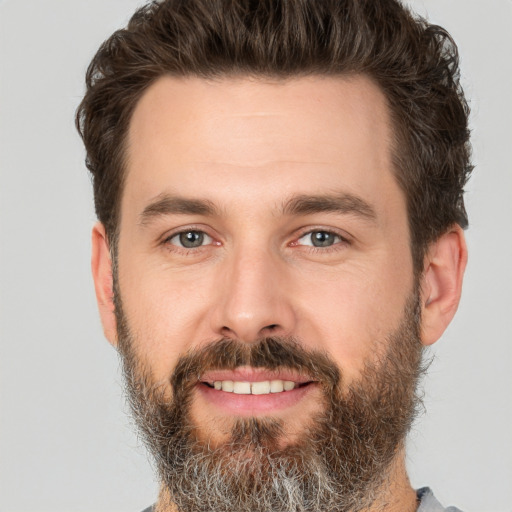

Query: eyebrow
[139,191,377,226]
[282,192,377,222]
[139,194,219,225]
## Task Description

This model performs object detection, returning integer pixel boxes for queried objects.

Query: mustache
[170,336,341,396]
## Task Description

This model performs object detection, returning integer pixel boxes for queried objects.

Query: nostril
[219,323,282,343]
[221,326,236,337]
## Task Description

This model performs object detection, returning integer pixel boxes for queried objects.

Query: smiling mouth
[201,379,313,395]
[196,370,318,415]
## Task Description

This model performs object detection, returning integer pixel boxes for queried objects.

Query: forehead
[124,74,400,221]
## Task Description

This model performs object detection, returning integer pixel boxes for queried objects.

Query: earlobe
[91,222,118,347]
[420,225,468,346]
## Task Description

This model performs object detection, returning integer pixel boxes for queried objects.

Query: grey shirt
[417,487,463,512]
[141,487,463,511]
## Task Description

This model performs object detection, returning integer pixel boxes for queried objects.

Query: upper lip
[200,366,314,384]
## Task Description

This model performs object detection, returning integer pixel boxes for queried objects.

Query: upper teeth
[211,380,297,395]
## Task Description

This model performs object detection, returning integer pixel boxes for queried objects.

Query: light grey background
[0,1,510,511]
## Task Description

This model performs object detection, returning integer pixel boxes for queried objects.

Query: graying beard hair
[118,294,425,512]
[126,380,386,512]
[162,439,370,512]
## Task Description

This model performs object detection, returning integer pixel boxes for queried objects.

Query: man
[76,0,471,511]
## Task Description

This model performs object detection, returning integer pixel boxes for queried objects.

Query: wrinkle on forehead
[127,74,391,155]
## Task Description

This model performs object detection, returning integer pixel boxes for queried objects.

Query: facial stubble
[116,294,425,512]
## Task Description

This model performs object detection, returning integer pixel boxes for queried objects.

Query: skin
[92,75,467,511]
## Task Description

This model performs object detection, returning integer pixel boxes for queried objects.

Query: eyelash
[292,228,351,252]
[161,227,351,254]
[162,226,216,254]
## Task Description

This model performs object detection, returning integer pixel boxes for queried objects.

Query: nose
[210,245,297,343]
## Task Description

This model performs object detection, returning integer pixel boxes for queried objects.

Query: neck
[154,449,418,512]
[368,449,418,512]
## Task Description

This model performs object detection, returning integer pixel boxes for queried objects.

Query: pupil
[312,231,333,247]
[180,231,203,248]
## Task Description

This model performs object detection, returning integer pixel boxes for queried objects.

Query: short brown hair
[76,0,472,272]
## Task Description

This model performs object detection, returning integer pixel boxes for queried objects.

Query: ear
[420,225,468,346]
[91,222,118,347]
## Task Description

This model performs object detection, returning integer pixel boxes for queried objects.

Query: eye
[297,230,344,248]
[167,230,213,249]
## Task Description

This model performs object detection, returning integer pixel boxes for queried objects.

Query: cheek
[117,258,214,381]
[294,258,413,381]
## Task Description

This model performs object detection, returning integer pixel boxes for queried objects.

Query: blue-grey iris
[180,231,204,248]
[311,231,335,247]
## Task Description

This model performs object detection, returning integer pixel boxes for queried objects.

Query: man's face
[119,74,414,390]
[111,75,422,509]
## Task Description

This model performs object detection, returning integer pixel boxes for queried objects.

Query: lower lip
[196,382,316,416]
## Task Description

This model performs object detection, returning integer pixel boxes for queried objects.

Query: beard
[115,293,425,512]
